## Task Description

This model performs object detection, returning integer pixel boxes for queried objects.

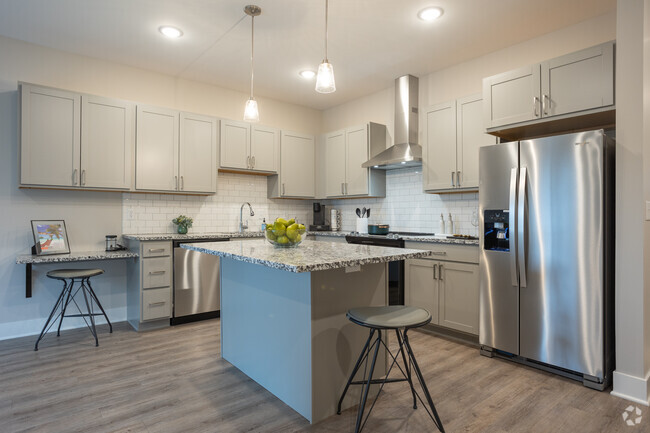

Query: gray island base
[182,239,432,423]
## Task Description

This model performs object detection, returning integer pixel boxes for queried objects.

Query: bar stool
[337,305,445,433]
[34,269,112,351]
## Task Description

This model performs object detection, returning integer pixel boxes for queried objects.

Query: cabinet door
[179,112,217,193]
[483,64,541,128]
[220,120,250,170]
[345,125,369,196]
[404,259,438,325]
[456,95,496,190]
[423,101,456,191]
[324,130,346,197]
[136,105,179,191]
[280,131,315,197]
[541,41,614,118]
[250,125,279,172]
[81,95,134,189]
[438,262,479,335]
[20,84,81,187]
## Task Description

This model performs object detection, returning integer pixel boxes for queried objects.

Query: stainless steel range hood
[362,75,422,170]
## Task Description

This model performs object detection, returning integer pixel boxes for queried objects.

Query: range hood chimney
[362,75,422,170]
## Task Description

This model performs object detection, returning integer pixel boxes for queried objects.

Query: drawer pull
[149,270,166,275]
[431,251,447,256]
[148,248,165,253]
[149,301,166,307]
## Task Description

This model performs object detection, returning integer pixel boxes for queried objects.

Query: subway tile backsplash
[122,168,478,236]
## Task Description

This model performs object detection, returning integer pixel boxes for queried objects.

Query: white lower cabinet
[405,243,479,335]
[126,240,173,331]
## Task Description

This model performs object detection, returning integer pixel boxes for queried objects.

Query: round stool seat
[46,269,104,280]
[347,305,432,329]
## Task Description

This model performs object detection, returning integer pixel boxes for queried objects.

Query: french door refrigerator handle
[509,167,518,287]
[518,167,527,288]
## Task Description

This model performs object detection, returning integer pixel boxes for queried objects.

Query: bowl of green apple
[265,217,306,248]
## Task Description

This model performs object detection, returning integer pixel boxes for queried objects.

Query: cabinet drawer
[142,241,171,258]
[142,287,171,321]
[142,256,172,288]
[405,242,479,264]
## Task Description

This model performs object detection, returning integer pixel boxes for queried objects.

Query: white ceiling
[0,0,616,110]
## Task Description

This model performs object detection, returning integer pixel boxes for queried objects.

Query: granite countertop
[182,239,433,273]
[310,231,479,246]
[16,250,139,264]
[122,232,265,241]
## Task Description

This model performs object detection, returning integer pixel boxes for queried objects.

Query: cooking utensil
[368,224,389,235]
[366,209,371,218]
[361,207,367,218]
[356,208,361,218]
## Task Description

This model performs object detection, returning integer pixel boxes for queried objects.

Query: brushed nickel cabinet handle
[345,183,348,195]
[148,248,165,253]
[451,171,456,187]
[282,183,285,195]
[431,251,447,256]
[543,94,549,115]
[456,171,461,187]
[341,182,344,195]
[81,169,86,186]
[174,175,178,190]
[252,156,255,168]
[149,301,166,307]
[73,168,78,185]
[247,156,250,169]
[533,96,540,117]
[439,264,444,281]
[433,264,438,280]
[180,176,184,190]
[149,270,165,275]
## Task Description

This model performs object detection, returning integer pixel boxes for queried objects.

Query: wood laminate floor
[0,319,643,433]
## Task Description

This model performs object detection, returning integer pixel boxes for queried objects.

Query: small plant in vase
[172,215,193,234]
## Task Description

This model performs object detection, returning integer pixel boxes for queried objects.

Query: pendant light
[315,0,336,93]
[244,5,261,122]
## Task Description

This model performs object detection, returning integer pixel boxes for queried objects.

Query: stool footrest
[63,313,106,318]
[350,377,409,385]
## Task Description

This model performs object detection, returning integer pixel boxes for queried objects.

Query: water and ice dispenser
[483,210,510,251]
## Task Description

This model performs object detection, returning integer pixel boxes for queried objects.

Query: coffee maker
[309,203,331,231]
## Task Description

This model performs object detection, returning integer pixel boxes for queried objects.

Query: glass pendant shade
[243,98,259,122]
[315,61,336,93]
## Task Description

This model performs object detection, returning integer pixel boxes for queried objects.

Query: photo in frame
[31,220,70,255]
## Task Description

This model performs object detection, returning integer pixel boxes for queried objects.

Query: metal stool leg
[34,280,69,351]
[355,329,382,433]
[396,329,417,409]
[403,329,445,433]
[85,278,112,333]
[80,279,99,347]
[337,328,375,415]
[57,279,73,337]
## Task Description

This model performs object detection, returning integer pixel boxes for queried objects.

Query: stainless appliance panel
[479,141,520,354]
[174,244,220,317]
[518,131,604,379]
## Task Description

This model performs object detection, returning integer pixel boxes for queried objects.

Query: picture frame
[30,220,70,255]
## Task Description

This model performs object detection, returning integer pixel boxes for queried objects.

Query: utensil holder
[356,217,368,234]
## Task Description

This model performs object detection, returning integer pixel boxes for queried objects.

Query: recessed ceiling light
[299,70,316,79]
[159,26,183,38]
[417,7,444,22]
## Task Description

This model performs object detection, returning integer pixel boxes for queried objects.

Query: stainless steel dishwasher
[171,238,227,325]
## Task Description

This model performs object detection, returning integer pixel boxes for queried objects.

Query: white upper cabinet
[220,120,279,173]
[423,95,496,192]
[179,112,218,193]
[136,106,217,194]
[220,120,249,170]
[20,84,81,187]
[324,130,346,196]
[423,101,456,191]
[274,131,314,198]
[81,95,134,189]
[250,125,279,172]
[323,123,386,198]
[136,105,179,192]
[20,83,134,190]
[483,41,614,130]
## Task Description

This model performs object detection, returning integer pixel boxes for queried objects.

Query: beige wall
[322,10,616,139]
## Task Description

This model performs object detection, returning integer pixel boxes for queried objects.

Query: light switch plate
[646,201,650,221]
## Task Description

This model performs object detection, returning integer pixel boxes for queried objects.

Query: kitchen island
[182,239,432,424]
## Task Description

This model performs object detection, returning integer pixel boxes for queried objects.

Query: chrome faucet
[239,202,255,233]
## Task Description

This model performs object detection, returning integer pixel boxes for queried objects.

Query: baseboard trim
[611,370,650,406]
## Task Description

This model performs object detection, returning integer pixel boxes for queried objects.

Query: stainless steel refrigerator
[478,129,614,390]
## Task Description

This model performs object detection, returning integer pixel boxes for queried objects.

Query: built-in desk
[16,250,139,298]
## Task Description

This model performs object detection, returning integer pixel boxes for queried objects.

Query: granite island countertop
[182,239,433,273]
[310,231,479,246]
[16,250,139,264]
